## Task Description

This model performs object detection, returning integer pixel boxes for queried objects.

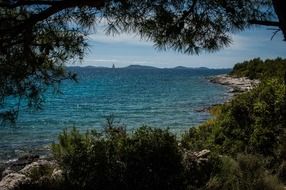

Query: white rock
[210,75,260,92]
[51,168,63,180]
[2,169,15,178]
[0,173,31,190]
[194,149,211,158]
[20,160,54,176]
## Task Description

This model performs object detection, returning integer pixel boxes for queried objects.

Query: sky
[79,26,286,69]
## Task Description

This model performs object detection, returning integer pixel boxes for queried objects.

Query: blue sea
[0,66,230,162]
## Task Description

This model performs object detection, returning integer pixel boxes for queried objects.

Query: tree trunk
[272,0,286,40]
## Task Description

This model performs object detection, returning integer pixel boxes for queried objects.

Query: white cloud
[88,27,152,46]
[81,26,286,69]
[81,56,155,67]
[89,59,120,63]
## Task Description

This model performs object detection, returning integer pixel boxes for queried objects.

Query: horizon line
[67,64,232,70]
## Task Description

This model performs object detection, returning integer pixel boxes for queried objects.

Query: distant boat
[112,64,115,69]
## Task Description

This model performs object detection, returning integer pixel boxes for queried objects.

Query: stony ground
[209,74,260,93]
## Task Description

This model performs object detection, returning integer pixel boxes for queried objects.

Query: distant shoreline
[68,64,232,71]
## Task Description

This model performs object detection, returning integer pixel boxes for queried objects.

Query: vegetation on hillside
[230,57,286,81]
[182,79,286,166]
[182,57,286,186]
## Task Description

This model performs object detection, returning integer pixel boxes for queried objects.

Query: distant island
[68,64,231,71]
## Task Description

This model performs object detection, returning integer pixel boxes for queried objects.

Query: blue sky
[80,26,286,69]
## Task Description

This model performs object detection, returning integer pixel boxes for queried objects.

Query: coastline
[195,74,260,113]
[209,74,260,93]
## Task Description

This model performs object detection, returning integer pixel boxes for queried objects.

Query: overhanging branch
[0,0,106,9]
[0,0,60,8]
[248,19,280,27]
[0,0,105,36]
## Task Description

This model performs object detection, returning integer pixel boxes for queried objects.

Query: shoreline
[209,74,260,93]
[196,74,260,113]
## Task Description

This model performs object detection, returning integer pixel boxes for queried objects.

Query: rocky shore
[195,74,260,113]
[0,155,62,190]
[0,149,212,190]
[209,74,260,93]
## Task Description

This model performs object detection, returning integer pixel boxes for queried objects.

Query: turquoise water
[0,67,230,161]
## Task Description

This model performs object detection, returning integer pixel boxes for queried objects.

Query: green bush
[180,58,286,185]
[182,78,286,184]
[52,126,186,190]
[206,154,284,190]
[223,80,285,157]
[278,161,286,184]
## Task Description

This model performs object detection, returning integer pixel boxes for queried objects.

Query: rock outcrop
[20,159,55,176]
[0,156,62,190]
[182,149,213,187]
[183,149,211,166]
[0,173,31,190]
[209,74,260,93]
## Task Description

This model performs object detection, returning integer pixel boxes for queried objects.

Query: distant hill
[68,65,231,71]
[173,66,210,70]
[173,66,188,70]
[68,66,109,70]
[123,65,158,70]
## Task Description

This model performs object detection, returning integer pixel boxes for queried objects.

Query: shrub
[186,79,286,156]
[181,78,286,186]
[52,126,185,190]
[278,161,286,184]
[206,154,284,190]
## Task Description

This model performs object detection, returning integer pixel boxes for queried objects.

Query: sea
[0,66,231,162]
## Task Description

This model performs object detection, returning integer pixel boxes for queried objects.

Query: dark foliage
[206,154,284,190]
[52,126,186,190]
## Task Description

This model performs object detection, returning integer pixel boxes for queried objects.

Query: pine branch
[0,0,60,8]
[248,19,280,27]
